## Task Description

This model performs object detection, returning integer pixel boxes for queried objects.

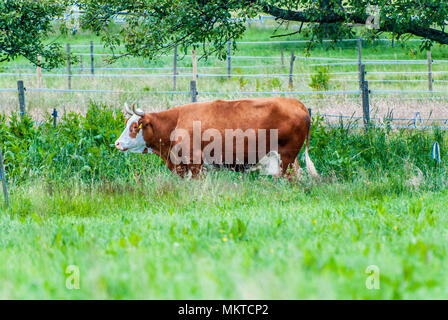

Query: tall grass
[1,102,446,189]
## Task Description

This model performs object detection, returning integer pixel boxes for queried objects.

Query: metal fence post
[227,41,231,78]
[362,80,370,132]
[17,80,25,118]
[190,80,198,103]
[428,51,433,92]
[52,108,58,128]
[289,50,295,88]
[173,44,178,91]
[0,145,9,208]
[90,41,94,75]
[66,43,71,90]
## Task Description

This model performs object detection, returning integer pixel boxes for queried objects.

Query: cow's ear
[138,116,151,129]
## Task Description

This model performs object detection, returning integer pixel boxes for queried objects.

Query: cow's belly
[204,151,282,176]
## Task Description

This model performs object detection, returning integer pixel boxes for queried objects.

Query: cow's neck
[148,109,179,163]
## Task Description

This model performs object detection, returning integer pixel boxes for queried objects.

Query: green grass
[1,103,448,299]
[2,173,448,299]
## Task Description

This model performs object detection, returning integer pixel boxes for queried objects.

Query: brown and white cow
[115,97,318,178]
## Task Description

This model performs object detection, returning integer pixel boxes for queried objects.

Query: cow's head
[115,103,152,154]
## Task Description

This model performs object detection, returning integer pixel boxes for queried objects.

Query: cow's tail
[304,115,319,178]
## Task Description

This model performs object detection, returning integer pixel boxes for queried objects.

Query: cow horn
[132,103,145,116]
[124,103,133,115]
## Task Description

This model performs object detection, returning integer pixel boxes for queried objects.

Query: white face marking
[115,114,151,153]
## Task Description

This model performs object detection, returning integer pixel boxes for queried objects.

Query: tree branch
[261,4,448,45]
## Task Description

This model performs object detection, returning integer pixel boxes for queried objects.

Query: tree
[78,0,448,60]
[0,0,66,68]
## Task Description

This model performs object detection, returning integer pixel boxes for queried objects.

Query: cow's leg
[161,156,189,178]
[187,164,203,178]
[292,158,304,180]
[280,154,300,181]
[186,147,203,178]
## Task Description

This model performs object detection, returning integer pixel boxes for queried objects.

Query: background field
[1,24,448,123]
[1,23,448,299]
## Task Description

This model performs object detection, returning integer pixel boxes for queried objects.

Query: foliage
[1,103,447,191]
[77,0,448,62]
[0,103,163,183]
[309,115,447,189]
[0,0,66,68]
[309,66,331,91]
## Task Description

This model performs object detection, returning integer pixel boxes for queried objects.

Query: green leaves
[0,0,66,68]
[309,65,331,91]
[76,0,447,62]
[0,102,161,183]
[78,0,254,61]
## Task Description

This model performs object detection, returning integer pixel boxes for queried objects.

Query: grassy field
[1,102,448,299]
[1,23,448,299]
[2,173,448,299]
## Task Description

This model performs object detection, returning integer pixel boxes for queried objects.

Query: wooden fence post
[173,44,178,91]
[192,50,197,81]
[90,40,94,75]
[66,43,71,90]
[227,41,231,78]
[80,55,83,72]
[37,55,42,89]
[17,80,25,118]
[0,145,9,208]
[362,80,370,132]
[289,50,295,88]
[359,63,366,92]
[428,51,433,92]
[359,61,366,107]
[191,50,198,102]
[190,80,198,103]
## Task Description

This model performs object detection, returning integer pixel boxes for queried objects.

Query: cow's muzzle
[115,141,128,151]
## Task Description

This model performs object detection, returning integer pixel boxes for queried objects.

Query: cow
[115,97,318,179]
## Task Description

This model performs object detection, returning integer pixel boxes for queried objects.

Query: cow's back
[175,97,309,131]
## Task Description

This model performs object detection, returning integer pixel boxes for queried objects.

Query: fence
[8,69,448,131]
[1,38,448,131]
[2,38,446,93]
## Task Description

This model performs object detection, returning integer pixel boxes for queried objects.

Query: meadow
[1,23,448,299]
[1,103,448,299]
